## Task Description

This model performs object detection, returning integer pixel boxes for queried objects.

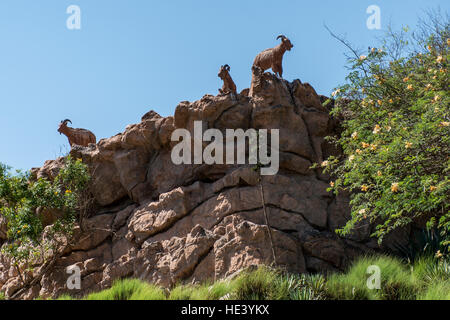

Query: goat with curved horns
[218,64,237,96]
[58,119,96,148]
[252,35,294,78]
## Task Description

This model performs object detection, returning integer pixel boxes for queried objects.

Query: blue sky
[0,0,448,170]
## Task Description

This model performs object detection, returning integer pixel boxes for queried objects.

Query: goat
[252,35,294,78]
[218,64,237,96]
[58,119,96,147]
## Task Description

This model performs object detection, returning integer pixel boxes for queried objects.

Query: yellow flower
[361,185,369,192]
[407,84,413,91]
[377,100,382,106]
[356,149,362,154]
[403,77,409,82]
[425,84,432,91]
[330,181,335,187]
[65,190,72,194]
[405,141,413,149]
[54,191,59,195]
[360,55,367,61]
[391,183,399,193]
[371,47,376,53]
[440,121,450,127]
[436,55,443,63]
[435,250,443,259]
[377,171,382,177]
[447,39,450,46]
[432,75,437,80]
[362,142,370,149]
[429,186,437,192]
[331,89,341,97]
[359,209,366,215]
[370,144,377,151]
[373,125,381,134]
[349,155,355,162]
[321,161,329,168]
[427,45,432,51]
[351,132,358,139]
[433,95,440,103]
[385,126,392,132]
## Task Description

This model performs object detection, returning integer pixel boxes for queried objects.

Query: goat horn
[62,119,72,124]
[277,35,287,40]
[224,64,230,71]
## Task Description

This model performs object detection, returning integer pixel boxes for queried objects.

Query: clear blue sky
[1,0,448,170]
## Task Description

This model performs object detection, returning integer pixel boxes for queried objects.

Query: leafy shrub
[0,156,90,280]
[392,227,449,262]
[323,14,449,246]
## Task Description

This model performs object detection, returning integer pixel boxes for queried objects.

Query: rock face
[1,72,378,299]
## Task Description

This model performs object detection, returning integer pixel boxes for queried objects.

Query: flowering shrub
[0,156,90,275]
[324,19,449,247]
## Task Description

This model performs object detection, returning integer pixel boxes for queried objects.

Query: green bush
[323,15,449,247]
[0,156,90,277]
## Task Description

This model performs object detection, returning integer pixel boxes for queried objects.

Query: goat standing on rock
[253,35,294,78]
[58,119,96,148]
[218,64,237,96]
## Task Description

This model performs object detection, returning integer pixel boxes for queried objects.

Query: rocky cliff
[0,71,385,299]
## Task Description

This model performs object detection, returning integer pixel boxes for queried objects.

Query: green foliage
[230,266,327,300]
[0,156,90,272]
[51,255,449,300]
[393,227,449,262]
[85,279,166,300]
[413,255,450,283]
[417,280,450,300]
[324,16,450,245]
[326,255,419,300]
[0,291,5,300]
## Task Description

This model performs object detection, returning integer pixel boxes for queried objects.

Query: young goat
[252,35,294,78]
[218,64,237,96]
[58,119,96,148]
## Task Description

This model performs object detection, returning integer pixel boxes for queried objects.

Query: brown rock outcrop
[1,72,380,299]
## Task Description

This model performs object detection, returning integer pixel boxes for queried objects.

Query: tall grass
[85,279,166,300]
[326,255,419,300]
[46,255,449,301]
